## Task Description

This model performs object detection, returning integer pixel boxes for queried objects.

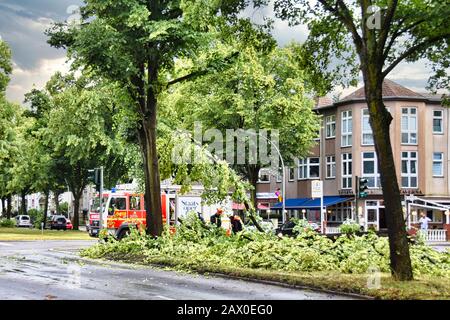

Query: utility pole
[99,166,104,230]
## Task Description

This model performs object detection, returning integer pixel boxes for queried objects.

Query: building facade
[257,80,450,237]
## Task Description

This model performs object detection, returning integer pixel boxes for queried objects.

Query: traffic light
[88,168,101,191]
[358,177,368,198]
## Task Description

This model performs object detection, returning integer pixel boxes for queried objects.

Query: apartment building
[257,80,450,237]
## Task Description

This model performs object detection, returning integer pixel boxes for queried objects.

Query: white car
[15,215,33,228]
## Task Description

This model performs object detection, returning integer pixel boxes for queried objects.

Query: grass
[0,227,92,241]
[99,252,450,300]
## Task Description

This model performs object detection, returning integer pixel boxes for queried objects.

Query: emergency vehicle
[88,184,232,239]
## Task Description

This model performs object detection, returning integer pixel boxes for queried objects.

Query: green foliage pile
[82,213,450,278]
[0,218,15,228]
[339,219,361,235]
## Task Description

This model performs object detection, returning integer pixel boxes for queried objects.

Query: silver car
[15,215,33,228]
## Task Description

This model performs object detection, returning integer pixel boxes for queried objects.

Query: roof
[341,79,423,101]
[271,196,352,210]
[314,79,444,110]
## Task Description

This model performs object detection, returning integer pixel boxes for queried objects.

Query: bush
[59,202,69,215]
[339,219,361,235]
[28,209,45,228]
[0,218,15,228]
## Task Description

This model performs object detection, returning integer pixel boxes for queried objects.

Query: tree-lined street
[0,240,351,300]
[0,0,450,302]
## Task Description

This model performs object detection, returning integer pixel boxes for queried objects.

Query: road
[0,240,353,300]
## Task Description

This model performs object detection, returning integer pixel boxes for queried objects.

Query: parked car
[50,215,72,230]
[15,215,33,228]
[275,220,320,236]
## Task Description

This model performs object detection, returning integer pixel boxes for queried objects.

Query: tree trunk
[43,190,50,228]
[248,165,260,211]
[364,76,413,281]
[243,165,264,232]
[141,115,163,236]
[72,192,81,230]
[6,195,11,219]
[20,190,27,215]
[54,190,61,214]
[1,197,5,216]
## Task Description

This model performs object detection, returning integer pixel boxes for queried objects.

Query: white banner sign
[177,196,202,217]
[311,180,323,198]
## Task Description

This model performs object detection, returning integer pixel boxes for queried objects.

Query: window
[401,107,417,144]
[258,169,270,183]
[401,152,418,188]
[109,197,126,215]
[362,152,380,188]
[341,110,352,147]
[298,158,320,179]
[129,196,141,210]
[433,110,443,134]
[325,115,336,138]
[433,152,444,177]
[326,156,336,179]
[342,153,352,189]
[298,159,307,179]
[361,109,374,145]
[276,168,282,183]
[309,158,320,178]
[327,202,353,222]
[289,167,295,181]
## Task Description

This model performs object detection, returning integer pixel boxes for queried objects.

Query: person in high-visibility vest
[210,208,223,227]
[230,213,243,234]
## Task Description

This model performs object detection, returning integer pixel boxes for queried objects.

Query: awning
[271,196,352,210]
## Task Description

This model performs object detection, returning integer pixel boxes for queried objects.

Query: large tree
[0,39,15,217]
[46,0,265,236]
[42,73,126,229]
[162,43,322,210]
[273,0,450,280]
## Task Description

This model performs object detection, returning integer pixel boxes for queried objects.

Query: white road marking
[0,242,13,247]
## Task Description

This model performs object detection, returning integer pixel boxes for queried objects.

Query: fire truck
[88,185,232,239]
[88,190,168,239]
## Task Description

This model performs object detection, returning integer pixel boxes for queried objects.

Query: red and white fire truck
[88,185,232,239]
[88,190,168,239]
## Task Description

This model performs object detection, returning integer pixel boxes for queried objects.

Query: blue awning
[272,196,352,210]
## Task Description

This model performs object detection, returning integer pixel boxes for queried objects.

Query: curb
[193,271,373,300]
[144,261,374,300]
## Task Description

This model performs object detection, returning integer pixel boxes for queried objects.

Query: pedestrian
[418,212,431,235]
[230,213,243,234]
[210,208,223,227]
[275,188,282,203]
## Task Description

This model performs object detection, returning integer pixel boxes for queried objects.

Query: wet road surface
[0,240,353,300]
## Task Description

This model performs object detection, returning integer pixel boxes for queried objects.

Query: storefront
[271,196,353,233]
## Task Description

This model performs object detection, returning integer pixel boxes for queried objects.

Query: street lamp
[252,132,286,223]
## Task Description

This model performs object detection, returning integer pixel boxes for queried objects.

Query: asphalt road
[0,240,353,300]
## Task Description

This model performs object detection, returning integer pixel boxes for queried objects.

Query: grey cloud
[0,0,82,69]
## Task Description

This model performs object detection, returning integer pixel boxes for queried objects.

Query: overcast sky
[0,0,438,104]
